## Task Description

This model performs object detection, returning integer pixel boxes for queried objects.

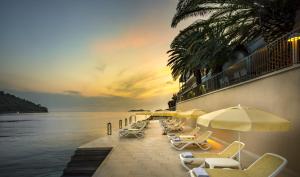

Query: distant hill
[0,91,48,114]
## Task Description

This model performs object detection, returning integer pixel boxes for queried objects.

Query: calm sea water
[0,112,132,177]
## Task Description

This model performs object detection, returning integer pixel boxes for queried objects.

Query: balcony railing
[178,28,300,102]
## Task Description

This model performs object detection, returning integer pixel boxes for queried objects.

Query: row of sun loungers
[159,118,287,177]
[119,120,149,138]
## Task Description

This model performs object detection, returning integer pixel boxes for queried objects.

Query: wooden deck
[78,120,223,177]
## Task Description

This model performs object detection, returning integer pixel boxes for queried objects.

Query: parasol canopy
[197,105,290,132]
[177,109,206,119]
[151,110,177,117]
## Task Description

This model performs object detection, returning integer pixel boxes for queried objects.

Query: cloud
[92,34,149,53]
[96,64,106,73]
[89,8,175,56]
[102,67,178,99]
[118,68,128,75]
[83,3,182,100]
[0,79,13,90]
[63,90,81,95]
[107,72,152,96]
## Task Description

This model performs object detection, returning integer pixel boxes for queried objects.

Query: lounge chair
[161,118,179,128]
[131,120,149,129]
[164,121,185,133]
[180,141,245,170]
[170,131,212,150]
[162,119,183,130]
[167,127,201,140]
[144,119,150,128]
[119,121,147,138]
[163,117,175,123]
[189,153,287,177]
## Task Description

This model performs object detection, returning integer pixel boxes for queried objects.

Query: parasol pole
[237,104,241,162]
[238,132,241,162]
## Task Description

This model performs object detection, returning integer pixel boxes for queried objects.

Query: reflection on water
[0,112,131,177]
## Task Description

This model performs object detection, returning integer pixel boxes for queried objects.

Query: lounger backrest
[134,121,142,126]
[221,141,245,158]
[131,122,137,127]
[168,118,176,123]
[131,121,146,130]
[195,131,212,141]
[191,127,201,135]
[178,121,185,126]
[139,121,147,130]
[245,153,287,177]
[165,118,176,124]
[172,120,182,127]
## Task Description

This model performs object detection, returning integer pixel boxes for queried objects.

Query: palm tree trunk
[193,69,202,85]
[193,69,202,96]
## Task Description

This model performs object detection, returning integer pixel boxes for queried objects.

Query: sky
[0,0,190,111]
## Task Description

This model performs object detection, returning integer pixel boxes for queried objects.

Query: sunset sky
[0,0,191,111]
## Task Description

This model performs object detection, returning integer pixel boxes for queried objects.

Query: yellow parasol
[151,110,177,117]
[135,111,152,116]
[133,111,152,121]
[197,105,290,131]
[176,109,206,119]
[197,105,291,161]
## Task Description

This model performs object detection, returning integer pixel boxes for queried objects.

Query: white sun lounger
[164,121,185,133]
[119,121,147,138]
[170,131,212,150]
[180,141,245,170]
[167,127,201,140]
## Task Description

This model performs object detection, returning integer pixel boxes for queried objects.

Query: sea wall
[177,65,300,177]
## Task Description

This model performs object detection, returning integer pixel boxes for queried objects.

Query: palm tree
[168,0,300,81]
[172,0,300,43]
[168,22,235,82]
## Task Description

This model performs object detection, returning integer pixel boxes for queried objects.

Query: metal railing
[178,28,300,102]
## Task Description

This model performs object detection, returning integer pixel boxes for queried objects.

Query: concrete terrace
[79,120,223,177]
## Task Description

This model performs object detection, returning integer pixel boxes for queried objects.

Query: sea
[0,112,133,177]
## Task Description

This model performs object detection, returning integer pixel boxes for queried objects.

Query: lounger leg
[137,133,143,138]
[197,142,211,150]
[135,131,144,138]
[180,157,192,170]
[181,158,205,171]
[170,142,182,150]
[171,142,191,150]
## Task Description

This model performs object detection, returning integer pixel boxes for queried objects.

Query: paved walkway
[80,120,223,177]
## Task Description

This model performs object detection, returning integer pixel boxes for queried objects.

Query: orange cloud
[91,29,159,54]
[97,67,178,99]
